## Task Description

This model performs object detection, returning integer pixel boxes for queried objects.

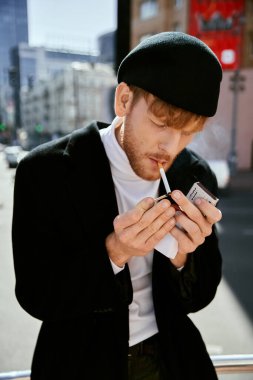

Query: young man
[12,32,223,379]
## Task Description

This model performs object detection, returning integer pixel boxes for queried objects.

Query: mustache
[149,154,172,162]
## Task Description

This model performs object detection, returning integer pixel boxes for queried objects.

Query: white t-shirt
[100,117,177,346]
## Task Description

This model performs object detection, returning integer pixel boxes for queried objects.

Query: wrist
[170,251,188,268]
[105,232,130,267]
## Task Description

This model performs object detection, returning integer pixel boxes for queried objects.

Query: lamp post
[228,69,245,175]
[227,9,245,175]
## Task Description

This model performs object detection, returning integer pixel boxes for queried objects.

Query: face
[115,86,202,181]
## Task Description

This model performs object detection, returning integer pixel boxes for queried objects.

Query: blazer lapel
[63,122,119,235]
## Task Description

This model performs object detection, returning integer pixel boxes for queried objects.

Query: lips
[149,156,169,165]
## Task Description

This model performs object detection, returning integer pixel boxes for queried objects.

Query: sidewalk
[230,170,253,192]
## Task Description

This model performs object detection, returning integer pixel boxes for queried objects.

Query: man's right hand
[105,197,176,267]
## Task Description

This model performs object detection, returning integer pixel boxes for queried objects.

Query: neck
[114,119,125,150]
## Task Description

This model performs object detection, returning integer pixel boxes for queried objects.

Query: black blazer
[12,122,222,380]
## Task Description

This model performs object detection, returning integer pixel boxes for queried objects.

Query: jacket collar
[63,121,119,234]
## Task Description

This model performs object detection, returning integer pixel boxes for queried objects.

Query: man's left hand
[169,190,222,267]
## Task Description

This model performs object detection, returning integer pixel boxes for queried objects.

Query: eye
[148,114,167,129]
[152,119,166,128]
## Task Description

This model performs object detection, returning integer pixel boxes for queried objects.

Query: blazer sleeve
[153,152,222,315]
[12,153,131,322]
[170,227,221,312]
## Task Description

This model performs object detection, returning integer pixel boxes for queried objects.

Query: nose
[158,128,181,156]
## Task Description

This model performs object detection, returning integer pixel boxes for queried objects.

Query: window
[139,0,158,20]
[174,0,183,10]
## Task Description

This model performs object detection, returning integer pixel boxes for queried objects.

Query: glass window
[139,0,158,20]
[20,57,36,88]
[174,0,183,9]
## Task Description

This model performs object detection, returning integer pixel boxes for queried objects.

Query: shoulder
[168,148,218,195]
[18,121,108,170]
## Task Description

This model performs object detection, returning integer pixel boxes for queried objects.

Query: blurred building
[131,0,188,46]
[11,43,98,131]
[21,62,116,149]
[131,0,253,69]
[117,0,253,170]
[98,31,115,64]
[0,0,28,135]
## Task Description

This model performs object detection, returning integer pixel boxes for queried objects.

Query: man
[12,32,223,380]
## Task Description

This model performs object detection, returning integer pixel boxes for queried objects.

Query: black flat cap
[117,32,222,117]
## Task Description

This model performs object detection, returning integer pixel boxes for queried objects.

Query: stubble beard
[121,121,175,181]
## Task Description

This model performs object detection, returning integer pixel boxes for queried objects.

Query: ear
[114,82,133,117]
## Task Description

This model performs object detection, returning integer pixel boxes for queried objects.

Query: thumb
[135,197,155,213]
[114,197,155,231]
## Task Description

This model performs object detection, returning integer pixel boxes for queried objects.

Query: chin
[130,159,161,181]
[137,170,160,181]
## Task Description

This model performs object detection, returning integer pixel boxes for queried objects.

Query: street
[0,153,41,372]
[0,151,253,373]
[190,185,253,356]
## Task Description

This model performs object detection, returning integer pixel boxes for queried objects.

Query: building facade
[11,43,99,130]
[131,0,253,70]
[131,0,188,47]
[98,31,116,64]
[0,0,28,131]
[21,62,116,149]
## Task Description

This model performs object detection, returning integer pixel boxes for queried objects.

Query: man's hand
[169,190,222,267]
[106,197,176,267]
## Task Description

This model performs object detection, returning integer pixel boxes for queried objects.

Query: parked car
[4,145,28,168]
[0,143,5,152]
[17,149,29,164]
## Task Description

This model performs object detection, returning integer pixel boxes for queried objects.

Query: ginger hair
[129,85,207,132]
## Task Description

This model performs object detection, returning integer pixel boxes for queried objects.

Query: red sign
[189,0,245,70]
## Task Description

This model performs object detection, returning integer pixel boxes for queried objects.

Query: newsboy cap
[117,32,222,117]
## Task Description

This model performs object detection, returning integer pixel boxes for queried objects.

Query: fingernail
[145,198,155,207]
[173,191,181,200]
[195,198,202,205]
[161,200,169,208]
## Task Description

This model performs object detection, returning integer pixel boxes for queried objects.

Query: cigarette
[158,162,171,193]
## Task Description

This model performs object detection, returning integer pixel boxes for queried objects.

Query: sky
[27,0,117,53]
